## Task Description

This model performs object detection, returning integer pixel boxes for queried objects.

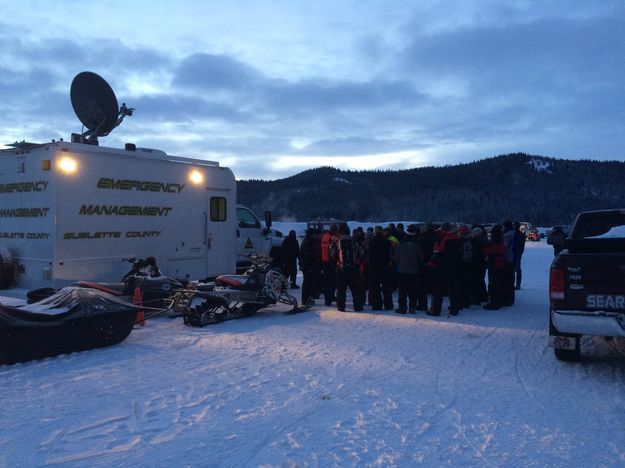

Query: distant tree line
[237,153,625,226]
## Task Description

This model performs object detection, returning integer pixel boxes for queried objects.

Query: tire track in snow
[513,327,546,412]
[230,334,421,466]
[432,366,496,467]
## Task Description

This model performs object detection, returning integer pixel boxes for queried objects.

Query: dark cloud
[130,94,251,123]
[173,53,262,92]
[263,78,425,114]
[170,52,426,115]
[296,136,421,157]
[0,29,170,75]
[389,11,625,160]
[402,15,625,97]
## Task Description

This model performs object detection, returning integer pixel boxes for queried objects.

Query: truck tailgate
[556,252,625,310]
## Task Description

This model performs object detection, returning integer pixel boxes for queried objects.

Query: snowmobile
[27,257,186,310]
[169,254,312,327]
[75,257,187,309]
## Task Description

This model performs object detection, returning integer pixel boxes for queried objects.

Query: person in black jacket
[299,228,320,305]
[457,226,474,309]
[428,224,462,316]
[547,226,567,257]
[368,226,394,311]
[393,224,424,313]
[469,227,489,305]
[329,224,364,312]
[512,222,526,290]
[282,230,300,288]
[418,223,438,310]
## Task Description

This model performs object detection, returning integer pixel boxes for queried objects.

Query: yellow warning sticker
[244,238,254,249]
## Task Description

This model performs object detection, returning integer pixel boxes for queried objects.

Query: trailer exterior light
[189,169,204,185]
[58,157,77,173]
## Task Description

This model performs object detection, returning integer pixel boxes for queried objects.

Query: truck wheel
[554,345,581,361]
[553,335,581,361]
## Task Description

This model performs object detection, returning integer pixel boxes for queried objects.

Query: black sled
[0,287,139,365]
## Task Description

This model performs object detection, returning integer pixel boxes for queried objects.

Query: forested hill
[236,153,625,226]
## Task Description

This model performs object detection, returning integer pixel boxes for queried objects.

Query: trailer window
[210,197,227,222]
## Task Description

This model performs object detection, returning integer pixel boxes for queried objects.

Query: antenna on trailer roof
[70,71,134,145]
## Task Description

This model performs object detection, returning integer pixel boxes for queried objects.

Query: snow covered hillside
[1,238,625,466]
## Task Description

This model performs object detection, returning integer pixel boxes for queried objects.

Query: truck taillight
[550,267,565,300]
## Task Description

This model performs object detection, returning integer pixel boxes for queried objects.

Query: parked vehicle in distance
[518,221,533,233]
[306,220,348,232]
[476,223,495,240]
[516,221,538,241]
[549,209,625,361]
[526,228,541,241]
[547,224,570,238]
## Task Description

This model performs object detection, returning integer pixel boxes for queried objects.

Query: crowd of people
[281,220,528,315]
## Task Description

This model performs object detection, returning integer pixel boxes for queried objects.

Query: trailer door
[206,195,236,276]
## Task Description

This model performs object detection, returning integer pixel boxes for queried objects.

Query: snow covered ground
[2,233,625,467]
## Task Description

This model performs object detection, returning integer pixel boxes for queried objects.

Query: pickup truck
[549,209,625,361]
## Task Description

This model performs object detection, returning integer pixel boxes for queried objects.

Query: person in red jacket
[320,223,338,306]
[483,224,506,310]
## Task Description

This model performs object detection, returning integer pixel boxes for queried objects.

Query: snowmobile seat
[215,275,247,288]
[75,281,126,296]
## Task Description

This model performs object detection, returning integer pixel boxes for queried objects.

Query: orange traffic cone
[133,287,145,327]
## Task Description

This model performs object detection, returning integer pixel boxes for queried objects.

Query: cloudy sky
[2,1,624,179]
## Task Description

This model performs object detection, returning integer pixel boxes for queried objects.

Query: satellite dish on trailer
[70,71,134,145]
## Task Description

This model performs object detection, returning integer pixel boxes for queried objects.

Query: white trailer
[0,141,237,289]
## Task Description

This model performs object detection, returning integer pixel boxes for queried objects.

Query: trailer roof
[0,141,220,167]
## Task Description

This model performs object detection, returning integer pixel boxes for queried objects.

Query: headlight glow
[58,157,77,173]
[189,169,204,185]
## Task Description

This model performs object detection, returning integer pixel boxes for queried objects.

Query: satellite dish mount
[70,71,134,145]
